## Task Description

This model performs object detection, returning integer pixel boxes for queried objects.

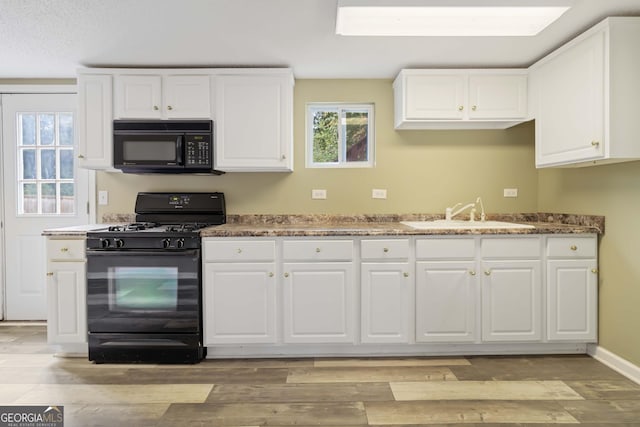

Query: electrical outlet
[311,189,327,199]
[503,188,518,198]
[98,190,109,205]
[372,189,387,199]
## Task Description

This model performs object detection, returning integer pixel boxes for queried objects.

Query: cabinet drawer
[361,239,410,260]
[283,240,353,261]
[204,239,276,262]
[481,237,540,259]
[47,239,85,261]
[546,236,597,258]
[416,238,475,260]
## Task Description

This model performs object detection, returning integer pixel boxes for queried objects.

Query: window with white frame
[306,103,374,168]
[16,111,76,215]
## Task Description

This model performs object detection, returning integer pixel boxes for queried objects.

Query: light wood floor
[2,324,640,426]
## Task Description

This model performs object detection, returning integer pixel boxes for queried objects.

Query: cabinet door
[404,74,465,120]
[283,262,354,343]
[77,74,113,169]
[215,75,293,171]
[47,262,87,344]
[547,259,598,342]
[115,75,163,119]
[535,30,605,167]
[163,75,211,118]
[415,261,477,343]
[361,263,411,343]
[203,263,277,345]
[468,75,527,119]
[482,260,542,342]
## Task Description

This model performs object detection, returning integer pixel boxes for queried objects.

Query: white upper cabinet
[214,72,294,172]
[76,73,114,170]
[393,69,527,129]
[114,73,211,119]
[530,17,640,168]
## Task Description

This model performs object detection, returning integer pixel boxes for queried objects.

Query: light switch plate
[98,190,109,205]
[311,189,327,199]
[503,188,518,198]
[372,189,387,199]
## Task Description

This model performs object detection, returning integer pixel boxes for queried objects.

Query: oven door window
[110,266,179,311]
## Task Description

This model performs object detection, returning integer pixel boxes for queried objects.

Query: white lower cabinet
[283,262,355,344]
[203,263,277,344]
[546,236,598,342]
[201,234,598,355]
[415,237,477,343]
[416,260,478,342]
[46,238,87,345]
[481,237,542,342]
[481,260,542,342]
[203,239,277,345]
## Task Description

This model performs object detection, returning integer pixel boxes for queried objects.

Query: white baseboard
[587,344,640,385]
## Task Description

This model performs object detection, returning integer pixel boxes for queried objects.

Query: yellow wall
[97,79,538,216]
[539,162,640,366]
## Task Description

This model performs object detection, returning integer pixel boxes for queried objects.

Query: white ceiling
[1,0,640,79]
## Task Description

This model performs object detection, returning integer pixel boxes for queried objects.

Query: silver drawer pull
[315,248,321,253]
[469,270,476,276]
[237,248,242,254]
[570,245,577,251]
[284,272,290,278]
[383,247,389,253]
[484,270,491,276]
[60,247,69,252]
[403,272,409,278]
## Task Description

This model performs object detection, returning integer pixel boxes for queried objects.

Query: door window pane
[16,111,76,215]
[40,149,56,179]
[60,149,74,179]
[20,114,36,146]
[22,149,36,179]
[60,183,75,214]
[22,184,37,214]
[41,183,57,214]
[39,114,55,145]
[59,113,74,146]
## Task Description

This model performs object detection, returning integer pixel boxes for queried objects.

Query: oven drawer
[204,239,276,262]
[47,238,85,261]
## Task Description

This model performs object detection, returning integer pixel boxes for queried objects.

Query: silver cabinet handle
[153,105,159,111]
[167,105,173,111]
[570,245,577,251]
[383,247,389,253]
[269,272,274,277]
[484,270,491,276]
[469,270,476,276]
[284,272,289,278]
[403,272,409,278]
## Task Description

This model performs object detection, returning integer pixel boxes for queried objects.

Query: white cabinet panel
[481,260,542,342]
[394,69,527,129]
[203,263,277,344]
[416,261,477,343]
[47,262,86,344]
[77,73,113,170]
[532,17,640,167]
[283,262,355,343]
[361,263,411,343]
[163,75,211,118]
[547,259,598,342]
[215,74,293,171]
[115,75,163,119]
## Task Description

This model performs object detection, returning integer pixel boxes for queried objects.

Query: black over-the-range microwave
[113,120,223,174]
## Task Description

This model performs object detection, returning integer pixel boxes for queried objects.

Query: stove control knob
[176,239,185,249]
[100,238,111,248]
[114,238,124,248]
[163,238,172,249]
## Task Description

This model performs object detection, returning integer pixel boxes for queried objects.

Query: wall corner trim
[588,344,640,385]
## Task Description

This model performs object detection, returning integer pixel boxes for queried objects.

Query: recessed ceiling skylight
[336,0,571,37]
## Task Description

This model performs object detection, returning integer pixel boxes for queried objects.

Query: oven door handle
[86,249,200,257]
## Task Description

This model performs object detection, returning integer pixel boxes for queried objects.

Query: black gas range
[86,192,225,364]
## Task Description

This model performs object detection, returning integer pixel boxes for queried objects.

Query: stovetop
[105,222,213,233]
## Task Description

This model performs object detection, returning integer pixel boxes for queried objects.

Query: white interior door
[1,93,90,320]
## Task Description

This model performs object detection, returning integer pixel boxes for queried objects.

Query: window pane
[312,111,339,163]
[345,111,368,162]
[60,149,74,179]
[60,183,75,214]
[22,183,37,214]
[41,149,56,179]
[41,183,57,214]
[59,113,74,146]
[20,114,36,146]
[22,149,36,179]
[39,114,55,146]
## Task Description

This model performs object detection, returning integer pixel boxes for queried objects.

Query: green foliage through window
[307,104,374,168]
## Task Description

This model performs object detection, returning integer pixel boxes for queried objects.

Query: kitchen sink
[400,220,535,230]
